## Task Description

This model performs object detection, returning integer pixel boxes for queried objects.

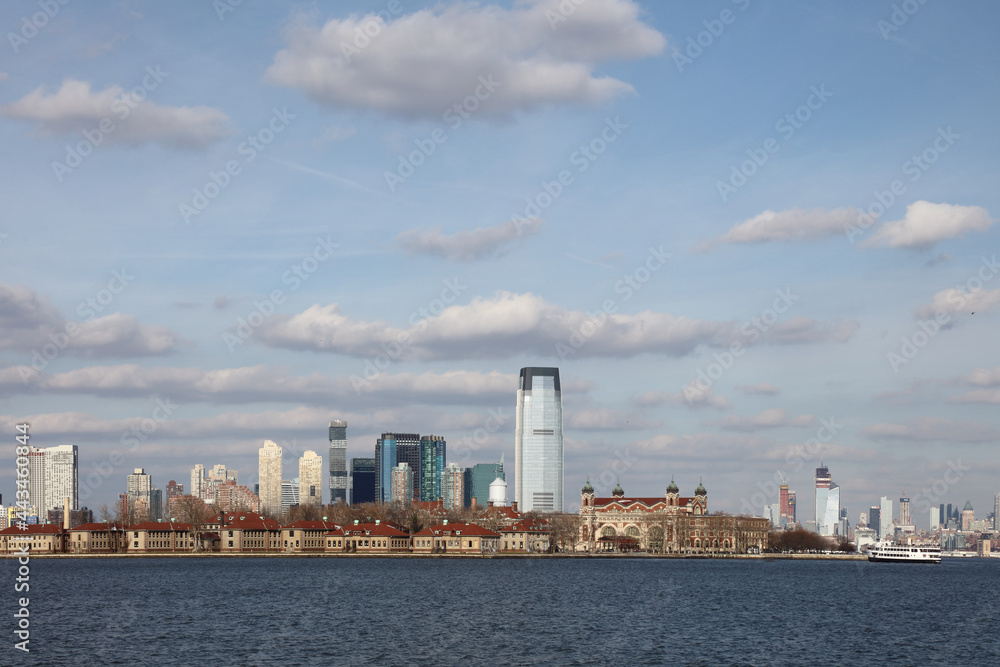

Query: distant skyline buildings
[328,420,348,504]
[350,458,376,505]
[515,367,564,513]
[258,440,282,517]
[879,496,893,540]
[419,435,446,502]
[391,462,413,505]
[299,451,322,508]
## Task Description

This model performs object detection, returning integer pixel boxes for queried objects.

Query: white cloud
[264,0,665,119]
[708,408,815,432]
[633,386,732,411]
[395,219,543,261]
[255,291,857,361]
[564,408,660,431]
[967,367,1000,387]
[736,382,780,395]
[0,283,176,358]
[696,207,861,251]
[913,287,1000,320]
[864,201,992,249]
[0,79,230,148]
[863,417,998,443]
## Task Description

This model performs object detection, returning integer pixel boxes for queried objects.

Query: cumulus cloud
[736,382,780,395]
[863,417,998,443]
[948,367,1000,404]
[264,0,665,119]
[254,291,857,361]
[633,386,731,411]
[863,201,992,249]
[913,286,1000,320]
[2,364,538,406]
[0,78,230,148]
[707,408,815,432]
[696,207,861,252]
[564,408,660,431]
[0,283,177,358]
[396,218,542,261]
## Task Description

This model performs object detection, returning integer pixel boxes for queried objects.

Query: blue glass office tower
[375,433,419,503]
[419,435,446,502]
[514,367,563,513]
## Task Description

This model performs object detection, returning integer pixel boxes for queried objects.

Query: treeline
[768,527,855,552]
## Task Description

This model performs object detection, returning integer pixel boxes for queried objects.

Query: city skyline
[1,1,999,523]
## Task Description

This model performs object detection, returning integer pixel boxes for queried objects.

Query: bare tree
[172,496,215,552]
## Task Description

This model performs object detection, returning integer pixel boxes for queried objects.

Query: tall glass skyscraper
[328,420,348,504]
[375,433,419,503]
[419,435,446,502]
[814,464,831,534]
[514,367,563,513]
[879,496,893,539]
[350,457,376,505]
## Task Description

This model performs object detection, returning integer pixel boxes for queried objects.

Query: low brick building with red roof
[67,522,128,554]
[280,520,343,553]
[217,512,282,552]
[127,521,195,553]
[412,521,500,554]
[339,521,411,554]
[0,524,65,554]
[500,518,551,553]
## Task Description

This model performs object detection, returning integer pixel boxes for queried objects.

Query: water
[2,556,997,666]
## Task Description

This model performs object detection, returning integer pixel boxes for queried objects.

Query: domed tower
[580,477,595,508]
[694,477,707,515]
[665,476,679,507]
[612,479,625,498]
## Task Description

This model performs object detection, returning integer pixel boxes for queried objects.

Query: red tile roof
[281,520,342,531]
[413,522,500,538]
[594,497,693,507]
[218,512,281,530]
[0,524,63,535]
[129,522,194,531]
[70,522,127,532]
[342,522,408,538]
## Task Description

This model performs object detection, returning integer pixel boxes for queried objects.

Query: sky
[1,0,998,527]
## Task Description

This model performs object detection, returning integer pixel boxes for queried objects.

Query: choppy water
[2,556,997,665]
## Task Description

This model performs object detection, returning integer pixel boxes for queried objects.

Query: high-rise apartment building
[328,420,348,504]
[441,463,465,510]
[350,458,376,505]
[899,495,910,526]
[25,447,46,511]
[258,440,283,517]
[375,433,419,503]
[190,464,205,499]
[814,464,832,534]
[514,367,564,513]
[779,483,790,525]
[281,478,299,515]
[994,493,1000,532]
[299,451,323,507]
[391,463,414,505]
[419,435,446,502]
[42,444,78,512]
[788,491,796,524]
[126,468,159,521]
[879,496,893,540]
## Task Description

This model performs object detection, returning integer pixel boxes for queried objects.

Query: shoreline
[3,552,869,560]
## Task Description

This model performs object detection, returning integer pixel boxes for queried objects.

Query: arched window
[625,526,640,538]
[601,526,617,537]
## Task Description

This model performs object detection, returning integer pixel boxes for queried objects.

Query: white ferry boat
[867,541,941,563]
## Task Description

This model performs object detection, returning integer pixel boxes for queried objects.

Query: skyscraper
[190,464,205,499]
[25,447,46,512]
[961,501,974,531]
[899,495,910,526]
[788,491,796,523]
[396,440,421,501]
[468,459,505,508]
[419,435,446,502]
[514,367,564,513]
[126,468,157,520]
[779,483,790,525]
[441,463,465,510]
[870,505,881,538]
[350,458,376,505]
[879,496,893,540]
[821,483,840,537]
[299,451,323,507]
[929,506,939,531]
[258,440,283,517]
[375,433,419,503]
[814,464,832,534]
[281,479,299,515]
[390,463,413,505]
[328,420,348,504]
[42,444,78,512]
[994,493,1000,532]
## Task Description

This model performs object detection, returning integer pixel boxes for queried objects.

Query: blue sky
[1,0,998,526]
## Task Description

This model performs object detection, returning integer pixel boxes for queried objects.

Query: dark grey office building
[350,458,376,505]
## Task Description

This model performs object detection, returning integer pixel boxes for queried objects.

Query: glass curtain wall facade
[350,458,376,505]
[328,420,348,504]
[814,465,831,534]
[375,433,418,503]
[419,435,446,502]
[514,367,563,513]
